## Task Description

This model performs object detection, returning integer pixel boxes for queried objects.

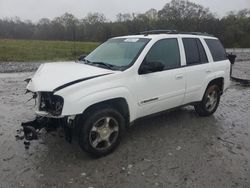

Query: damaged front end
[22,88,76,145]
[21,62,115,146]
[25,89,65,118]
[37,92,64,117]
[22,90,76,143]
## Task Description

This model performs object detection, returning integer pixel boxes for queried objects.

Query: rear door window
[182,38,208,66]
[197,39,208,63]
[205,39,227,62]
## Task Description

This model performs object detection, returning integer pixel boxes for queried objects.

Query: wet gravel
[0,49,250,187]
[0,71,250,187]
[227,48,250,62]
[232,61,250,80]
[0,62,41,73]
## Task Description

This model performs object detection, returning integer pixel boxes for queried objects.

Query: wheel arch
[80,97,130,127]
[195,77,223,116]
[206,77,224,95]
[198,77,224,102]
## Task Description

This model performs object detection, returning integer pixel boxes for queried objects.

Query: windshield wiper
[84,60,114,70]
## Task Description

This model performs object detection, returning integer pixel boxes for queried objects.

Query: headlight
[39,92,64,116]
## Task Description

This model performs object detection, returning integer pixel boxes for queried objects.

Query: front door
[135,38,186,118]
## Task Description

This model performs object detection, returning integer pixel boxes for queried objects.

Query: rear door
[182,38,212,104]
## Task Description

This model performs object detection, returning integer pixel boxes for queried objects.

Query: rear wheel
[79,107,125,157]
[194,85,220,116]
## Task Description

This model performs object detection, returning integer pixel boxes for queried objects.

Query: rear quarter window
[205,39,227,62]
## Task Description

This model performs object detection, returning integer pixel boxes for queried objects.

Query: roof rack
[139,30,178,35]
[139,30,213,37]
[178,32,213,37]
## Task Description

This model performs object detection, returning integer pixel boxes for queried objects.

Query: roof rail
[178,32,213,37]
[139,30,178,35]
[139,30,213,37]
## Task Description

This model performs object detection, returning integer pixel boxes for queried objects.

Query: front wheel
[79,107,125,157]
[194,85,221,116]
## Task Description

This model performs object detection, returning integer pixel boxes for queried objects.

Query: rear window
[205,39,227,62]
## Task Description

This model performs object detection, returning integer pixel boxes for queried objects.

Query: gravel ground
[232,61,250,80]
[227,48,250,62]
[0,62,41,73]
[0,71,250,187]
[0,49,250,187]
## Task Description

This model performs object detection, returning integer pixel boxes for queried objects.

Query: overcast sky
[0,0,249,21]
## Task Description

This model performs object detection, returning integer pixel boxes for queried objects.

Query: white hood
[27,62,115,92]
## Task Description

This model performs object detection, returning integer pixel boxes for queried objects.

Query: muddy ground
[0,55,250,187]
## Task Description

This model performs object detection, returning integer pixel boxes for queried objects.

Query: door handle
[175,75,184,80]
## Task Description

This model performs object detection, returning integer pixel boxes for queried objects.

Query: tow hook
[23,126,38,140]
[21,119,42,141]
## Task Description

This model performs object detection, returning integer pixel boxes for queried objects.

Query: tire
[194,85,221,117]
[78,107,125,157]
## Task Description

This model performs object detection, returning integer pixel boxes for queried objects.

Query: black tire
[78,107,125,157]
[194,85,221,117]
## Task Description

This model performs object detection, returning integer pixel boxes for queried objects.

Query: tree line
[0,0,250,47]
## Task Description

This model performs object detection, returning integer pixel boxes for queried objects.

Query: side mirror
[139,60,164,75]
[227,53,237,64]
[78,54,86,61]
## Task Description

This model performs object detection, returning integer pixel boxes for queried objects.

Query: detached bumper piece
[20,117,75,144]
[21,118,62,141]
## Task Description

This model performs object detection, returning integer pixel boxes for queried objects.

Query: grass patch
[0,39,99,62]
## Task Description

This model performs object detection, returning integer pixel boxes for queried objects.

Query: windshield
[84,38,150,70]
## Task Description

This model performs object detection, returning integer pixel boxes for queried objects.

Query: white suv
[26,30,231,156]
